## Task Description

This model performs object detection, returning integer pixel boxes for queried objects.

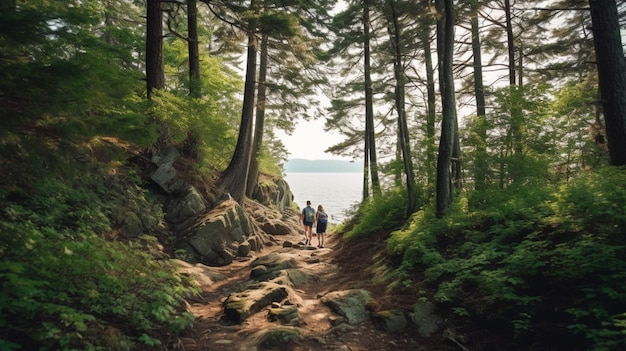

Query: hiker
[315,204,328,248]
[300,200,315,246]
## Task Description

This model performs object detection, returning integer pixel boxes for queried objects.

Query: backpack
[303,207,315,222]
[318,212,328,224]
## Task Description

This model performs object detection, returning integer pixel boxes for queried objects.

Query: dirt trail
[178,231,425,351]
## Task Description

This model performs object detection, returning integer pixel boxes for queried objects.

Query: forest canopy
[1,0,625,350]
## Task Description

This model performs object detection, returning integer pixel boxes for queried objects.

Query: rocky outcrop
[150,146,185,194]
[176,194,271,266]
[246,202,302,237]
[164,186,206,228]
[250,175,294,213]
[140,145,302,267]
[221,251,311,324]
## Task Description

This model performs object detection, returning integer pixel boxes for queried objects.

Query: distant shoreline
[284,159,361,173]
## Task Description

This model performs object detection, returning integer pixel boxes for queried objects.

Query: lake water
[284,172,362,224]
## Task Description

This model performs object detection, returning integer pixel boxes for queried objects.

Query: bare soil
[178,230,436,351]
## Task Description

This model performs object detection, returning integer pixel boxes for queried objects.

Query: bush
[344,188,409,240]
[0,159,198,350]
[389,168,626,349]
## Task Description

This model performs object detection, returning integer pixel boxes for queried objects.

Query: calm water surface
[284,172,362,224]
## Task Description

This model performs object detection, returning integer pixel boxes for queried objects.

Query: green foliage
[0,170,198,350]
[0,1,277,350]
[389,168,626,349]
[257,147,284,177]
[344,188,409,240]
[548,80,607,173]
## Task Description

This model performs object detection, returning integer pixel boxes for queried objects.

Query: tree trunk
[246,34,269,198]
[187,0,201,98]
[363,0,381,197]
[436,0,455,218]
[363,143,370,201]
[104,1,113,45]
[589,0,626,166]
[504,0,523,161]
[146,0,164,99]
[423,28,437,189]
[221,3,258,204]
[471,0,487,190]
[389,0,415,215]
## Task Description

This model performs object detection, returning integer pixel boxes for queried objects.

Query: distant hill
[284,159,361,173]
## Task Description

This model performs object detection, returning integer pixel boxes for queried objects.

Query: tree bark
[363,0,381,198]
[471,0,487,190]
[423,28,437,189]
[388,0,415,215]
[146,0,165,99]
[246,34,269,198]
[187,0,201,98]
[436,0,456,218]
[589,0,626,166]
[221,2,258,204]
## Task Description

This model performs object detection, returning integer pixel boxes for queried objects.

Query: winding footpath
[176,230,425,351]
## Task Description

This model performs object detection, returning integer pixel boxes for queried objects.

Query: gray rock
[250,177,294,213]
[267,305,299,323]
[184,197,255,266]
[152,145,180,166]
[371,310,408,334]
[151,161,184,193]
[409,301,443,337]
[320,289,374,325]
[165,186,206,224]
[174,259,227,287]
[121,211,144,238]
[222,282,289,323]
[249,253,302,284]
[258,327,300,349]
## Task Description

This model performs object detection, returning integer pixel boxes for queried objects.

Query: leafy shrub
[0,158,198,350]
[0,223,197,350]
[344,188,409,240]
[390,168,626,349]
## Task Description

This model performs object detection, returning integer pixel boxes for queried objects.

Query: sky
[277,118,351,161]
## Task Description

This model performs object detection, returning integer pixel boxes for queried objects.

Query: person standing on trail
[300,200,315,246]
[315,204,328,248]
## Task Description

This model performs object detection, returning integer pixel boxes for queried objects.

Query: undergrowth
[0,142,199,351]
[352,168,626,350]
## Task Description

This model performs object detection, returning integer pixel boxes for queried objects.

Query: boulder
[267,305,299,324]
[320,289,375,325]
[246,201,301,236]
[150,146,185,193]
[409,301,443,337]
[164,186,206,225]
[222,282,289,324]
[258,327,300,348]
[174,259,227,287]
[371,310,408,334]
[180,195,263,266]
[248,252,311,288]
[250,176,294,212]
